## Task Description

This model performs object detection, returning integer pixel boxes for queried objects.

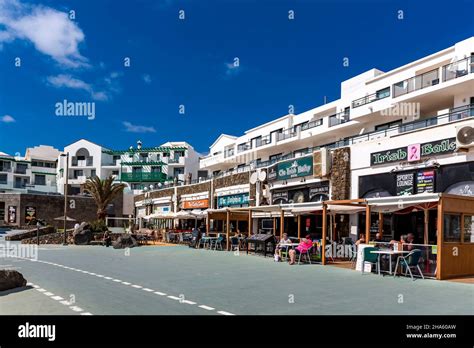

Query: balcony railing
[393,68,440,98]
[442,56,474,82]
[352,88,391,108]
[255,135,272,148]
[329,111,350,127]
[277,128,297,141]
[121,172,167,182]
[224,148,235,158]
[301,118,323,131]
[168,158,182,164]
[237,142,252,153]
[14,168,28,174]
[0,166,12,172]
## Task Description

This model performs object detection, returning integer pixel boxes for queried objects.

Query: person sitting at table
[355,233,366,246]
[405,233,415,251]
[274,233,292,261]
[288,235,313,265]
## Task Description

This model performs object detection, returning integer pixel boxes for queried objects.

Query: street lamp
[60,152,69,246]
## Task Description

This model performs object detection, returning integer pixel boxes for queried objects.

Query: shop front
[179,193,209,230]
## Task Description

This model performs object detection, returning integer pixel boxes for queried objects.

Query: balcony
[352,88,390,108]
[14,167,28,175]
[120,172,167,182]
[71,157,93,167]
[168,157,184,165]
[255,135,272,148]
[224,148,235,158]
[237,142,252,153]
[301,118,323,131]
[329,111,350,127]
[276,128,297,141]
[393,68,440,98]
[442,56,473,82]
[0,166,12,173]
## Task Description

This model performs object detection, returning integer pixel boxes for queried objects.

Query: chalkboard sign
[396,173,414,196]
[416,170,435,194]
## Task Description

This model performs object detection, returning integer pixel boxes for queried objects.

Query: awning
[326,204,367,214]
[144,212,176,219]
[366,193,441,213]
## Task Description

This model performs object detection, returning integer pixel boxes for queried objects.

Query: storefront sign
[8,206,16,223]
[396,173,414,196]
[272,182,329,204]
[416,170,435,194]
[217,193,249,208]
[183,199,209,209]
[268,156,313,181]
[371,138,456,166]
[154,205,170,213]
[25,206,36,223]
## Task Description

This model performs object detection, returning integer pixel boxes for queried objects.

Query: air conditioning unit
[456,123,474,149]
[313,148,331,178]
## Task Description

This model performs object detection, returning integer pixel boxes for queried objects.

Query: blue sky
[0,0,473,156]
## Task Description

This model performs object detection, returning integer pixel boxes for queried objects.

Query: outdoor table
[200,236,219,249]
[278,243,300,261]
[370,250,410,275]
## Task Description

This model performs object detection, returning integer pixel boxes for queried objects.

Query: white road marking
[198,305,215,311]
[21,258,236,316]
[27,282,92,315]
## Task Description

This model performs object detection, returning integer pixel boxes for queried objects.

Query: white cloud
[1,115,15,123]
[123,121,156,133]
[46,73,122,101]
[0,0,88,67]
[142,74,152,84]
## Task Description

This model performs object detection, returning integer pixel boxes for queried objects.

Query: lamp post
[36,220,41,245]
[60,152,69,246]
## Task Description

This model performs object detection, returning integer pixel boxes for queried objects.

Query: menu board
[396,173,414,196]
[416,170,435,194]
[25,206,37,223]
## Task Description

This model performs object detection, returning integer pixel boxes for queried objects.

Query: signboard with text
[396,173,414,196]
[25,206,36,224]
[268,156,313,181]
[416,170,435,194]
[371,138,456,166]
[182,199,209,209]
[217,193,249,208]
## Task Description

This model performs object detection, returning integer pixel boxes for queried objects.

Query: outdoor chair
[361,247,379,275]
[350,244,358,269]
[298,246,313,265]
[230,237,240,251]
[214,236,225,250]
[393,249,424,281]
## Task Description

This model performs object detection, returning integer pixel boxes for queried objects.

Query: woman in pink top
[288,235,313,265]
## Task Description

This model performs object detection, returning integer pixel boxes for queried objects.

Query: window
[174,151,185,157]
[112,170,119,175]
[132,167,142,173]
[375,119,402,131]
[269,153,282,161]
[174,167,184,177]
[151,166,161,173]
[113,155,121,164]
[0,174,7,184]
[73,170,83,179]
[90,169,96,178]
[34,175,46,186]
[443,214,461,242]
[463,215,474,243]
[0,161,11,172]
[376,87,390,99]
[293,122,308,132]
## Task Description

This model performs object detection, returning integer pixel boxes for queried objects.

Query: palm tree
[83,175,126,221]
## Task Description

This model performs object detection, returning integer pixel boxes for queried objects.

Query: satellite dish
[249,172,258,184]
[258,170,267,182]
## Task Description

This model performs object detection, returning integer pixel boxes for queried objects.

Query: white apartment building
[199,37,474,242]
[57,139,203,195]
[0,145,60,194]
